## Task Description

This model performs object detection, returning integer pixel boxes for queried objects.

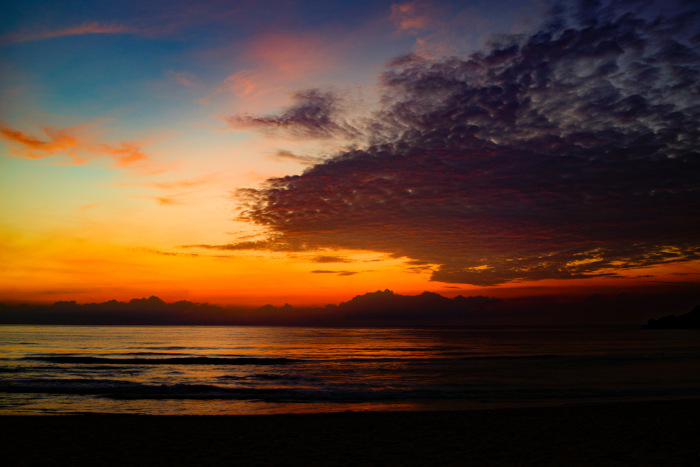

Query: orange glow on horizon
[2,222,696,307]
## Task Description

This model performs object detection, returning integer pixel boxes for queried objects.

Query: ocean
[1,325,699,415]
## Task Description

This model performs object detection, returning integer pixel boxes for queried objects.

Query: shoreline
[4,398,700,465]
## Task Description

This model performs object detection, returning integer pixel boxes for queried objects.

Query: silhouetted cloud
[310,270,357,276]
[269,150,319,165]
[311,255,351,263]
[180,238,303,252]
[236,0,700,286]
[228,89,359,139]
[141,248,201,258]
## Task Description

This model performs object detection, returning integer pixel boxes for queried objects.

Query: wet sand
[3,399,700,466]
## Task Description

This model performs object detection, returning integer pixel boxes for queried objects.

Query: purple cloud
[232,0,700,286]
[227,89,359,139]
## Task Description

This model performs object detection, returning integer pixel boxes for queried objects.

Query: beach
[4,399,699,466]
[3,326,700,464]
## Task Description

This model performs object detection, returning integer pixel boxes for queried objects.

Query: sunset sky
[1,0,699,307]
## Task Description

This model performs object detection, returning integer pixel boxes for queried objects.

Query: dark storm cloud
[235,0,700,286]
[228,89,358,139]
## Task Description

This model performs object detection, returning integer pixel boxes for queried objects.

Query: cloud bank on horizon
[223,0,700,286]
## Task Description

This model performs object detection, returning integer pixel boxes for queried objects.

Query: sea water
[1,325,698,415]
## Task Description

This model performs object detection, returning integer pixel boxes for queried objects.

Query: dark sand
[3,399,700,466]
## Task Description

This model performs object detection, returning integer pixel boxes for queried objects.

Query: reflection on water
[1,325,699,415]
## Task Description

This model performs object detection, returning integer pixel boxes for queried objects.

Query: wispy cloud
[311,270,358,276]
[233,0,700,286]
[0,124,149,169]
[179,239,301,252]
[1,22,136,46]
[115,174,215,190]
[0,126,79,158]
[100,142,147,168]
[228,89,359,139]
[1,0,245,47]
[151,196,183,206]
[140,248,201,259]
[267,150,320,166]
[246,32,337,80]
[391,1,433,33]
[311,255,351,263]
[166,71,198,87]
[204,32,342,103]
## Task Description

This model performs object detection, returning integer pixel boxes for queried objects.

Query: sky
[1,0,699,307]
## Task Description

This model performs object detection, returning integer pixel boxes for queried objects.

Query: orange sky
[2,0,699,307]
